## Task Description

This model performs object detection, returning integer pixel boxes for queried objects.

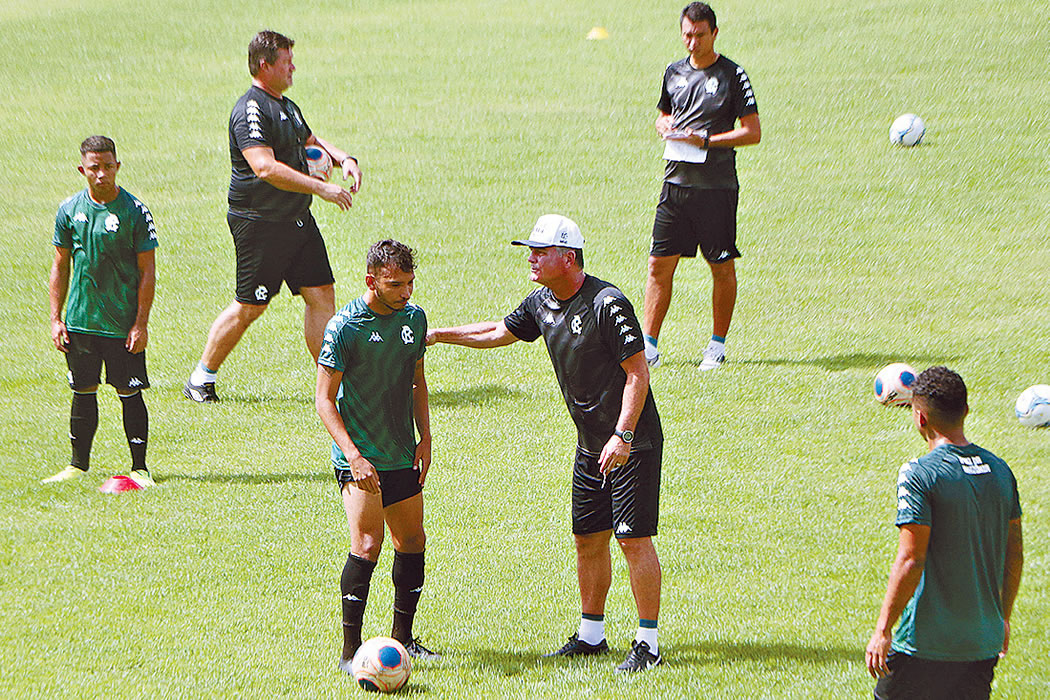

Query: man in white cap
[427,215,665,672]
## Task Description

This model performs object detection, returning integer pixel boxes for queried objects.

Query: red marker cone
[99,475,143,494]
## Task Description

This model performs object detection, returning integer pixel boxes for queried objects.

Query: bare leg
[342,482,385,561]
[708,259,736,339]
[385,492,426,554]
[199,301,267,371]
[300,284,336,363]
[617,536,661,621]
[642,255,680,340]
[575,530,613,617]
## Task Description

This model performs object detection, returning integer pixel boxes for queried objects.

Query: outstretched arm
[426,320,519,348]
[866,524,930,678]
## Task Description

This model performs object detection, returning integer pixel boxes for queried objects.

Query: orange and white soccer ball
[305,145,332,181]
[351,637,411,693]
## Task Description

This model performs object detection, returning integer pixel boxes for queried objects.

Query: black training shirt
[228,85,313,221]
[504,275,662,455]
[658,55,758,189]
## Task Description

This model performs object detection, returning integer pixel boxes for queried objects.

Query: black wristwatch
[614,429,634,444]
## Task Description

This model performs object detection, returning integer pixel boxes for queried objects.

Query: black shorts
[572,444,661,539]
[335,465,423,509]
[65,332,149,392]
[873,651,998,700]
[651,183,740,263]
[229,211,335,305]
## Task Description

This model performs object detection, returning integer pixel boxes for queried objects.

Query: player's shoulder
[585,276,629,309]
[403,301,427,322]
[57,189,85,213]
[664,56,691,77]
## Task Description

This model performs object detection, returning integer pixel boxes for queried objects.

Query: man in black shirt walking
[184,29,363,402]
[427,215,664,672]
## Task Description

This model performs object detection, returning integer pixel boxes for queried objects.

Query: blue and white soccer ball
[874,363,918,406]
[890,113,926,146]
[351,637,412,693]
[1015,385,1050,428]
[305,145,332,181]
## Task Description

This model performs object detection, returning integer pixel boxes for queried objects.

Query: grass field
[1,0,1047,697]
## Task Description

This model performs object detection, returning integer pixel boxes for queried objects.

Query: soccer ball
[1015,385,1050,428]
[305,145,332,181]
[874,363,918,406]
[351,637,411,693]
[890,114,925,146]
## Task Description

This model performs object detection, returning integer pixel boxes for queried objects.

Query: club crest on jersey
[104,213,120,232]
[570,314,582,334]
[401,326,414,344]
[704,76,719,94]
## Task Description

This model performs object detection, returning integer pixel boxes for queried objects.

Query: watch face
[620,430,634,443]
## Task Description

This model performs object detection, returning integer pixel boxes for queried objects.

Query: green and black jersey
[892,443,1022,661]
[53,187,157,338]
[318,297,427,471]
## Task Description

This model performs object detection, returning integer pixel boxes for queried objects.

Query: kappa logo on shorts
[128,377,143,388]
[716,250,730,261]
[369,331,383,343]
[255,285,268,301]
[401,325,414,344]
[616,522,632,535]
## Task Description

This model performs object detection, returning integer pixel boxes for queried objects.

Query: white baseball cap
[511,214,585,250]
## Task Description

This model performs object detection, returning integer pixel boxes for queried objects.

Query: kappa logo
[130,437,145,445]
[716,250,730,261]
[602,295,616,306]
[543,312,556,325]
[401,325,414,344]
[279,112,288,121]
[619,325,631,335]
[73,212,88,223]
[104,213,120,233]
[322,343,332,356]
[615,522,632,535]
[609,304,621,314]
[570,314,582,334]
[128,377,143,388]
[254,285,268,301]
[624,334,637,343]
[369,331,383,343]
[342,594,362,602]
[410,586,423,594]
[898,498,910,511]
[614,315,626,324]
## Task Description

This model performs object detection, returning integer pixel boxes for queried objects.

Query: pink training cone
[99,475,143,494]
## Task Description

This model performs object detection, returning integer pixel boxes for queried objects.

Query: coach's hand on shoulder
[350,456,381,494]
[318,181,354,211]
[51,319,69,353]
[126,323,148,354]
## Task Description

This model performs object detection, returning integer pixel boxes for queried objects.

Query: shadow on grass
[463,640,856,674]
[429,384,527,408]
[736,352,961,371]
[160,472,330,484]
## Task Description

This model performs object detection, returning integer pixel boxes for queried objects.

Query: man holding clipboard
[643,2,761,371]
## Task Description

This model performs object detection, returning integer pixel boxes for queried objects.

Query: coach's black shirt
[658,55,758,189]
[504,275,662,456]
[228,85,313,221]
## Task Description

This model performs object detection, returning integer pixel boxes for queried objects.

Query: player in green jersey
[44,136,158,486]
[866,367,1023,699]
[316,240,438,671]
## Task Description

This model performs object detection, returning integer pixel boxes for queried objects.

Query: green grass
[1,0,1048,697]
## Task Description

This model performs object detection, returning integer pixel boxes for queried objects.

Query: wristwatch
[614,429,634,444]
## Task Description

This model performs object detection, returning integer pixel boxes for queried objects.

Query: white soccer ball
[305,144,332,181]
[890,113,925,146]
[351,637,412,693]
[1015,384,1050,428]
[874,363,918,406]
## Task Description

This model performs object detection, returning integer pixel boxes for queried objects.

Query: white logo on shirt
[602,295,616,306]
[570,315,582,334]
[104,213,120,232]
[543,313,555,325]
[369,331,383,343]
[279,112,288,121]
[704,76,719,94]
[73,212,88,223]
[401,325,414,344]
[959,455,991,475]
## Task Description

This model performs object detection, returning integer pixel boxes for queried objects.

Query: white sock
[190,363,217,386]
[635,626,658,655]
[577,617,605,645]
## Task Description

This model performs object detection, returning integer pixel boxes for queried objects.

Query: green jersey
[53,188,158,337]
[892,443,1022,661]
[318,297,427,471]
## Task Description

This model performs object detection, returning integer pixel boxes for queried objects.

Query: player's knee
[393,530,426,553]
[709,260,736,281]
[236,302,268,323]
[353,532,384,560]
[647,256,677,281]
